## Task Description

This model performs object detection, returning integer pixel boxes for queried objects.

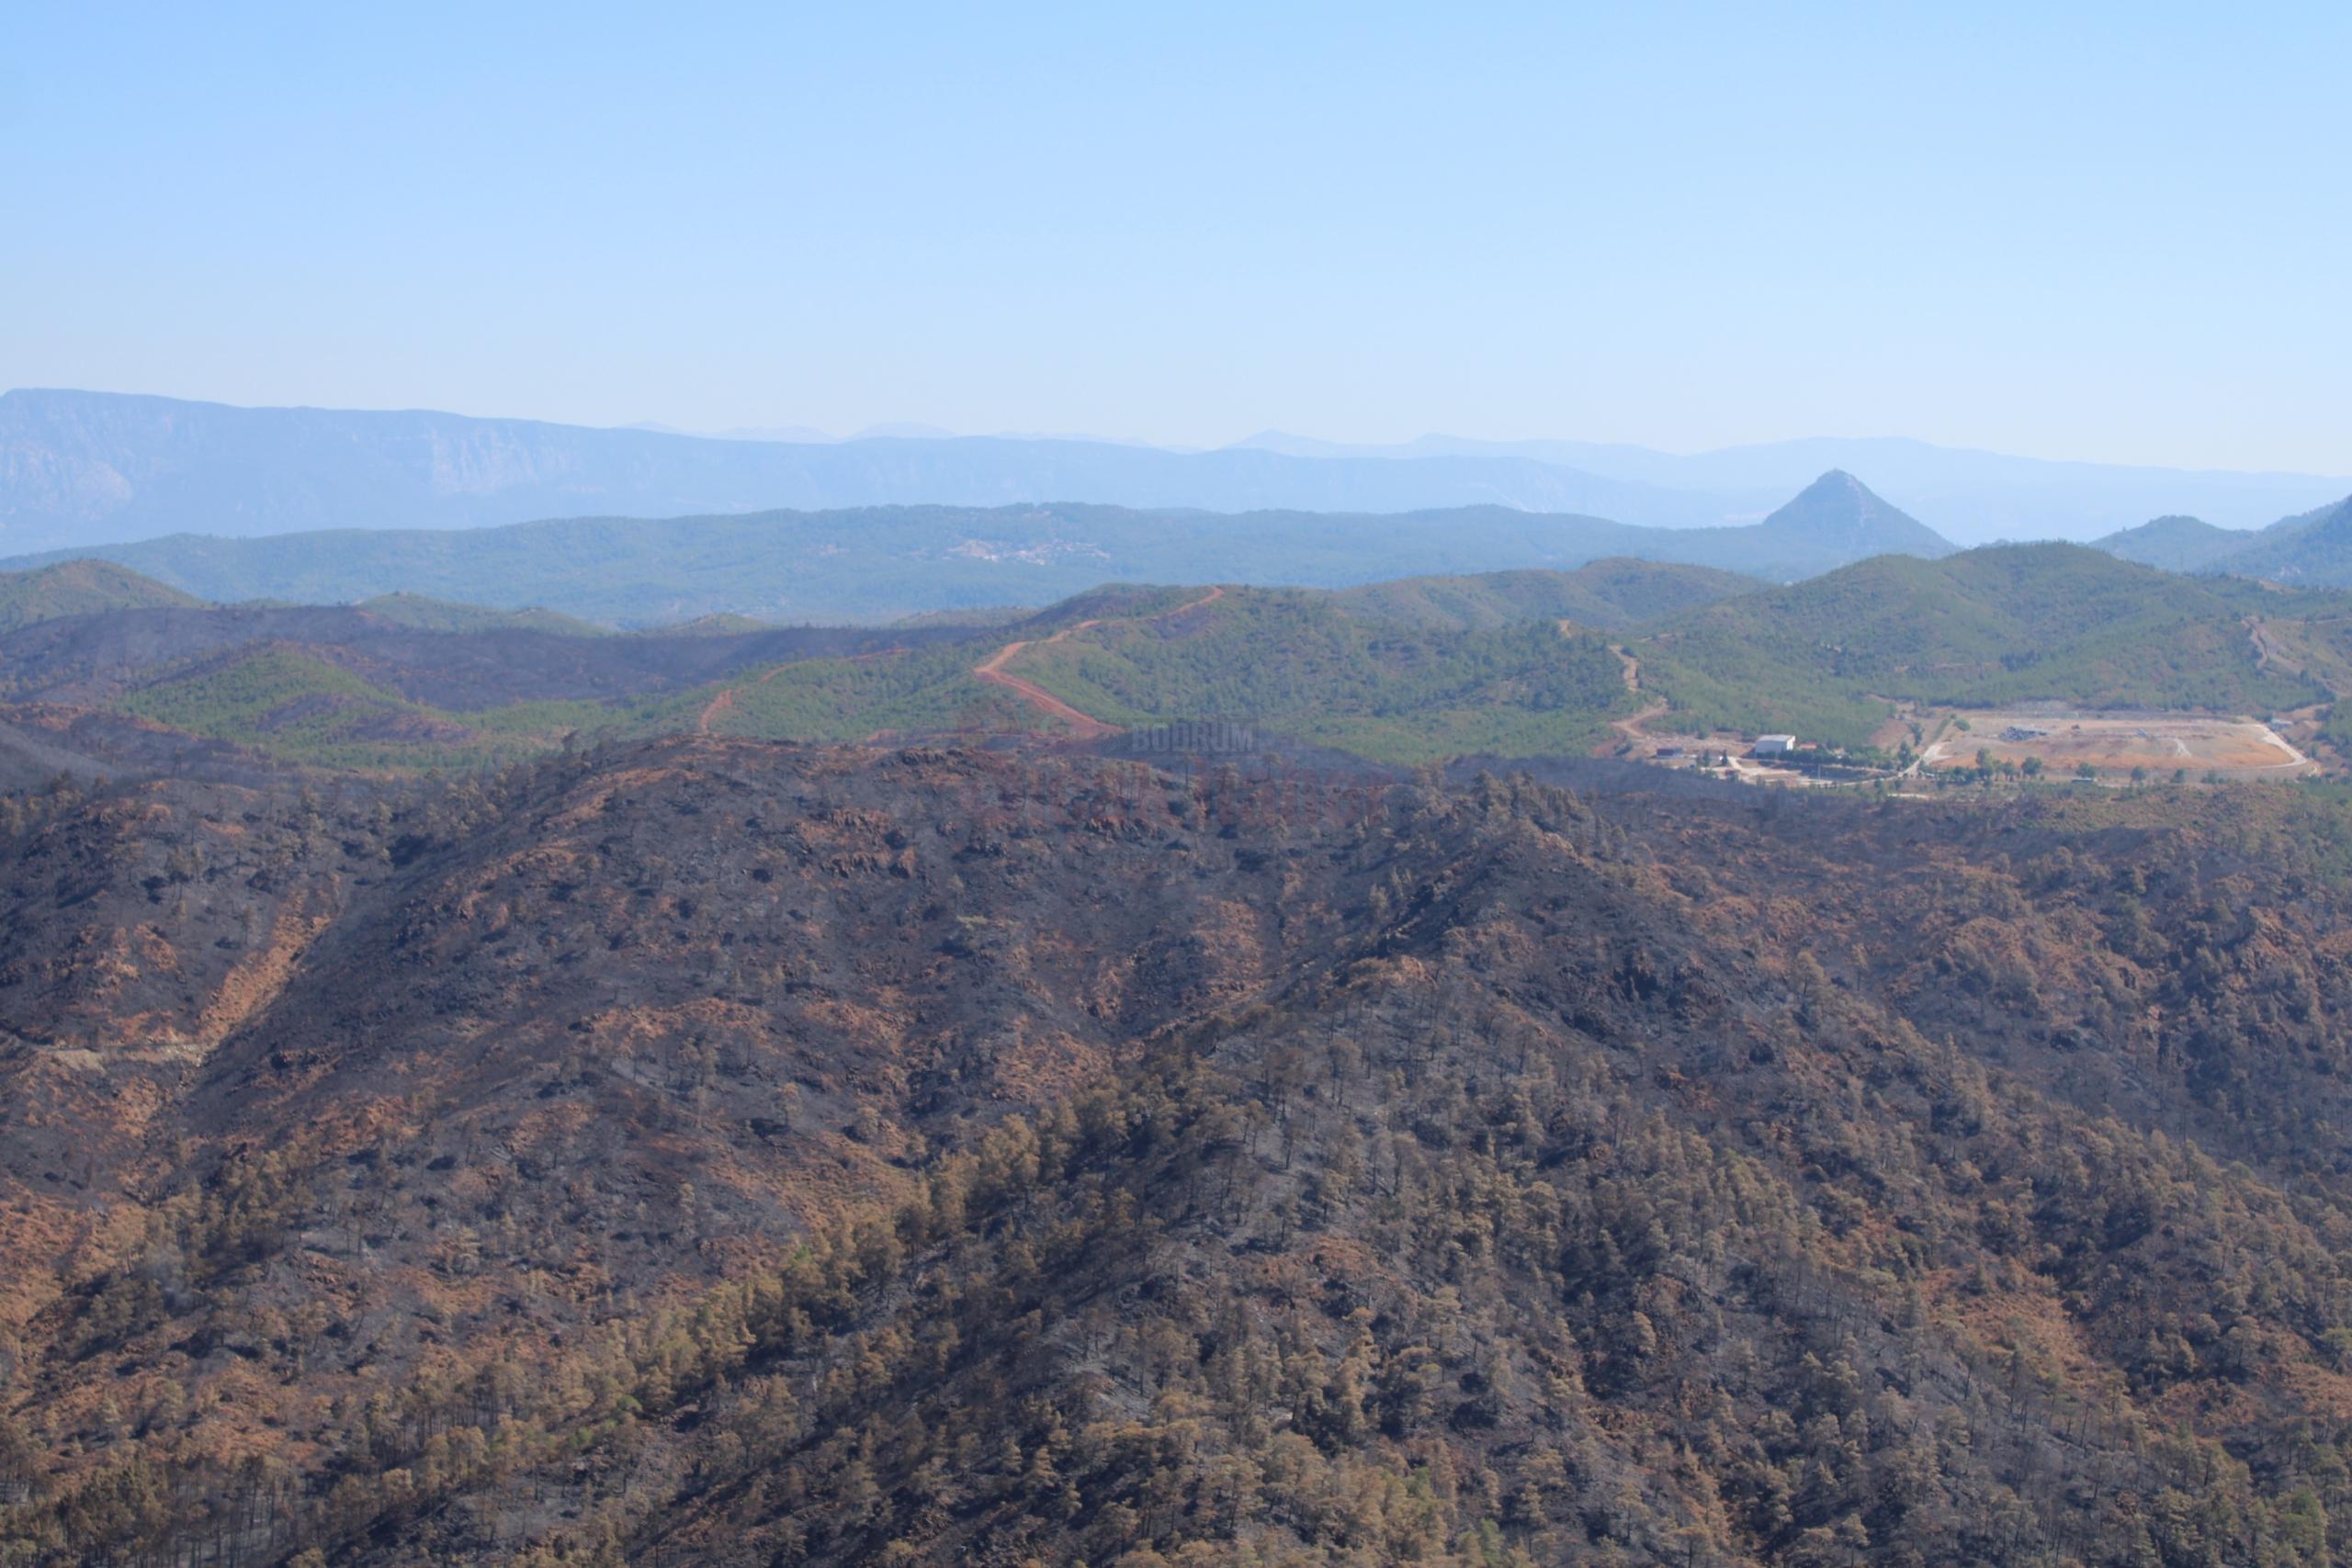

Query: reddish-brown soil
[970,585,1227,739]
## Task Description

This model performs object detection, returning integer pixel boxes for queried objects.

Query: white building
[1754,735,1798,757]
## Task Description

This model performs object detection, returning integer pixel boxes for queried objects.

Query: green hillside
[2093,513,2254,572]
[654,611,781,637]
[2208,495,2352,584]
[1330,558,1763,629]
[103,638,1048,767]
[1634,543,2329,746]
[0,558,201,631]
[1007,586,1635,762]
[36,548,2352,774]
[113,646,617,770]
[352,592,609,636]
[886,604,1038,631]
[690,644,1044,743]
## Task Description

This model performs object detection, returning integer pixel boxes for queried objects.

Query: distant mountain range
[0,389,1737,554]
[1232,431,2352,541]
[6,389,2345,553]
[0,471,1951,625]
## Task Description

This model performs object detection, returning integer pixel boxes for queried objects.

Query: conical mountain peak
[1758,470,1954,558]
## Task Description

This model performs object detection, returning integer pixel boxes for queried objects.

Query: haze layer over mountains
[6,389,2346,557]
[0,471,1950,625]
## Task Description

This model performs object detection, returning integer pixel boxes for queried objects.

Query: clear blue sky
[6,2,2346,471]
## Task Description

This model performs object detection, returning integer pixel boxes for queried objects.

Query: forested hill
[2094,514,2256,572]
[2205,496,2352,585]
[2,545,2345,777]
[1632,542,2330,745]
[2090,493,2352,584]
[338,592,609,636]
[978,582,1643,761]
[1330,558,1765,628]
[0,558,198,631]
[12,742,2352,1562]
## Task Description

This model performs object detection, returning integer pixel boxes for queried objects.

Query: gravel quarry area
[1923,705,2314,778]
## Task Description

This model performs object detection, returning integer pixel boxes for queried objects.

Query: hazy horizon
[12,384,2351,491]
[11,5,2348,475]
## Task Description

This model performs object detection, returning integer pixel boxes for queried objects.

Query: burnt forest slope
[5,745,2352,1564]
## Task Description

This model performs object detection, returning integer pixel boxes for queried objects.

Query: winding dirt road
[972,585,1227,739]
[1603,644,1668,743]
[695,687,741,734]
[972,626,1119,739]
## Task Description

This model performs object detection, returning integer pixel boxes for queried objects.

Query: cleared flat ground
[1925,707,2312,778]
